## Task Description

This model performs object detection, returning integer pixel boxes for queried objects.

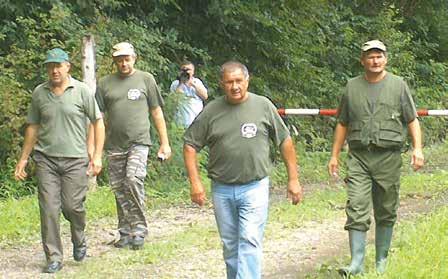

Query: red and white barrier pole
[277,108,448,117]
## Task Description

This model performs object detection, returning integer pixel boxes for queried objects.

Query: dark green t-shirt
[184,93,290,184]
[96,70,164,151]
[27,77,102,158]
[338,72,417,125]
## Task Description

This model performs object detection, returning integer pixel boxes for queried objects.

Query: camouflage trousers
[108,144,149,237]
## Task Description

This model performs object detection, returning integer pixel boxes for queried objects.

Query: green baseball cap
[43,48,70,64]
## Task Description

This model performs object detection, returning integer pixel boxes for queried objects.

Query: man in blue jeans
[183,61,303,278]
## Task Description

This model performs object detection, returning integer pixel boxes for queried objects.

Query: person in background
[170,61,208,128]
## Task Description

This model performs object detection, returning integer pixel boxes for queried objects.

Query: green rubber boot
[375,225,393,274]
[338,230,366,278]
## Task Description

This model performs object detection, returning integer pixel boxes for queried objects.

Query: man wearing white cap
[96,42,171,250]
[328,40,424,276]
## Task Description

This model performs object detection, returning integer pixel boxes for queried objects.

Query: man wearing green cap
[14,48,105,273]
[328,40,424,277]
[96,42,171,250]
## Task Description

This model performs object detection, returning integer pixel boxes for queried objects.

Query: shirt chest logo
[127,89,142,100]
[241,123,257,138]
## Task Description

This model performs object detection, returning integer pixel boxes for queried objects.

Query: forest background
[0,0,447,198]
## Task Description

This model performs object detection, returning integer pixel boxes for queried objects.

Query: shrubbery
[0,0,446,198]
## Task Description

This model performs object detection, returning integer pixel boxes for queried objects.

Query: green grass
[0,187,116,246]
[62,224,221,278]
[269,188,346,227]
[0,196,41,244]
[362,206,448,278]
[1,142,447,277]
[307,204,448,279]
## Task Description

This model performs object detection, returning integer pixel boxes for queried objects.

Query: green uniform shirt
[96,70,164,151]
[337,72,417,148]
[184,92,290,184]
[27,77,102,158]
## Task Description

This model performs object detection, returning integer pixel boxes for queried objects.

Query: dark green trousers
[344,148,401,231]
[34,151,89,262]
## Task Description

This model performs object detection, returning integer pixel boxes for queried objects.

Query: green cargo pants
[344,148,401,232]
[34,151,89,263]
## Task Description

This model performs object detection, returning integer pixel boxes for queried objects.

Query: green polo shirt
[184,92,290,184]
[96,70,164,151]
[27,77,102,158]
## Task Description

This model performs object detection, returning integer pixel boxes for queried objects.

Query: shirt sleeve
[337,87,349,126]
[183,110,209,152]
[26,89,41,124]
[400,81,418,123]
[266,99,290,147]
[82,85,102,122]
[170,80,179,92]
[145,74,165,108]
[95,82,106,113]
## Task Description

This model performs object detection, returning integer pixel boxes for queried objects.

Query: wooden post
[82,34,98,191]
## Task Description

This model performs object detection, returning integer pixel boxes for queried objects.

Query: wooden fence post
[82,34,98,191]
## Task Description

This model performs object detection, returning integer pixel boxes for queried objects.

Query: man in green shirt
[96,42,171,250]
[184,61,303,279]
[328,40,424,276]
[14,48,105,273]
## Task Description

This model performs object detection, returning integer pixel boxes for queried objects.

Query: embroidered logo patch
[241,123,257,138]
[127,89,141,100]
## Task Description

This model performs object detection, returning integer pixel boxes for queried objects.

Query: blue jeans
[212,177,270,279]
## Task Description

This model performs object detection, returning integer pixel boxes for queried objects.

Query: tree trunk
[82,34,98,191]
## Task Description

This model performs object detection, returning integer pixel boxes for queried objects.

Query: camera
[178,69,191,83]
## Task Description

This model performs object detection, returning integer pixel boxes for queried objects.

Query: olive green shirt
[184,93,290,184]
[27,77,102,158]
[96,70,164,151]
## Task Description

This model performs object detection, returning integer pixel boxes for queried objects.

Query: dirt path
[1,188,446,278]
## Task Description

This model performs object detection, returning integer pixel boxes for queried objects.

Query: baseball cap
[361,40,386,52]
[43,48,69,64]
[112,42,136,57]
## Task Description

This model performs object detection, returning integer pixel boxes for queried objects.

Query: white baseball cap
[112,42,136,57]
[361,40,386,52]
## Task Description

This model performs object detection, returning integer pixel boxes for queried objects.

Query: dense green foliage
[0,0,447,198]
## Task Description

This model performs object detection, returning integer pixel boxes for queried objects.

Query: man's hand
[87,155,103,176]
[411,148,424,171]
[157,144,172,161]
[287,180,303,205]
[190,183,206,206]
[328,156,339,178]
[14,159,29,181]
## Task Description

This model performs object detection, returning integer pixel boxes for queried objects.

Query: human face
[114,55,136,76]
[361,50,387,75]
[46,62,70,86]
[221,68,249,104]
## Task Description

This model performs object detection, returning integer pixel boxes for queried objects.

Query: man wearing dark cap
[328,40,424,276]
[14,48,105,273]
[96,42,171,250]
